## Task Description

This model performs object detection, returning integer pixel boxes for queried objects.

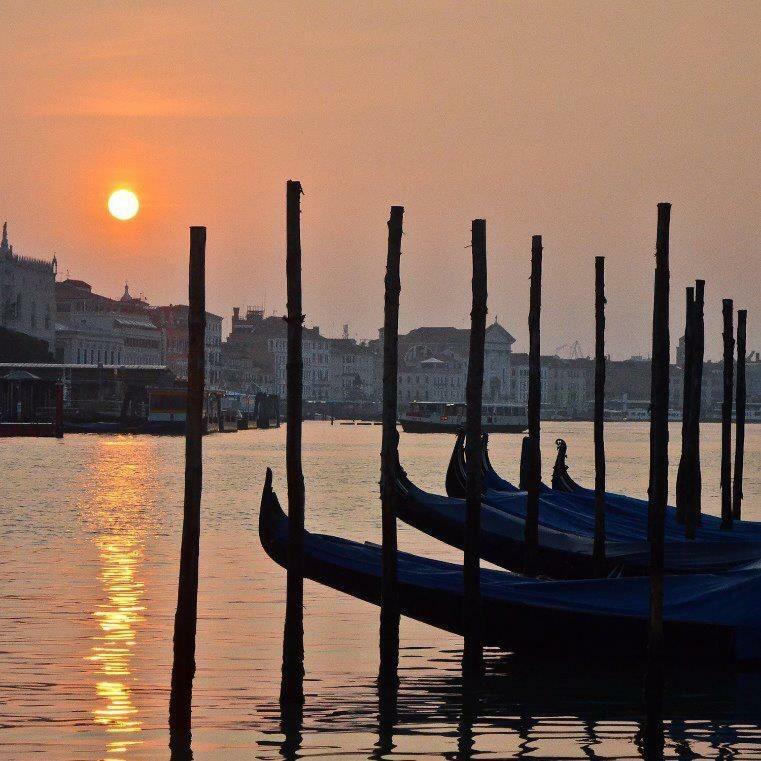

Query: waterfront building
[152,305,223,389]
[56,311,164,366]
[327,335,378,402]
[55,280,164,366]
[225,306,330,401]
[220,338,275,395]
[0,223,57,352]
[508,354,593,417]
[398,352,466,404]
[376,320,516,406]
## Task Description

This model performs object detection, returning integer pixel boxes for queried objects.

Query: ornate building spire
[1,222,8,254]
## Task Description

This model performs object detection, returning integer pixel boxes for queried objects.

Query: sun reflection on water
[81,438,154,760]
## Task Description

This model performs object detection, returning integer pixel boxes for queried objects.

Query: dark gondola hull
[447,431,761,546]
[258,469,761,662]
[399,463,761,577]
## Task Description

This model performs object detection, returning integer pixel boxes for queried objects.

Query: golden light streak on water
[81,438,153,760]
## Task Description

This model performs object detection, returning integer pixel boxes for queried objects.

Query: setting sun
[108,189,139,221]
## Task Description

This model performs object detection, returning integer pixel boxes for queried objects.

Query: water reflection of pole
[373,662,399,761]
[515,711,537,759]
[636,714,665,761]
[278,684,303,761]
[169,226,206,758]
[281,180,305,710]
[581,718,600,760]
[456,664,479,761]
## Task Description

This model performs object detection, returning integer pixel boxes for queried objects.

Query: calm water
[2,422,761,760]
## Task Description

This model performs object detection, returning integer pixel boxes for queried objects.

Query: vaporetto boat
[400,401,527,433]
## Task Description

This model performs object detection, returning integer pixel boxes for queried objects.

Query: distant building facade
[380,321,516,406]
[508,354,593,416]
[152,305,223,388]
[0,223,57,351]
[225,307,330,400]
[55,280,164,366]
[327,336,378,402]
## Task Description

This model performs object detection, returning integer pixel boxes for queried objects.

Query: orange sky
[1,1,759,358]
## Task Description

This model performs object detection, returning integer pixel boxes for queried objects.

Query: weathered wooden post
[463,218,487,670]
[676,287,694,526]
[524,235,542,576]
[379,205,404,692]
[685,280,705,538]
[281,180,305,705]
[169,225,206,755]
[647,203,670,672]
[593,256,606,575]
[720,299,734,530]
[54,382,64,439]
[733,309,747,520]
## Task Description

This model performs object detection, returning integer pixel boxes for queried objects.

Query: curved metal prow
[445,428,468,497]
[481,432,492,476]
[551,438,581,491]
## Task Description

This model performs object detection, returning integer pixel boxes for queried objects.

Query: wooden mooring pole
[169,225,206,755]
[733,309,747,520]
[647,202,670,669]
[593,256,606,575]
[281,180,305,705]
[54,382,64,439]
[721,299,734,530]
[524,235,542,576]
[685,280,705,538]
[463,218,487,670]
[676,286,694,526]
[380,205,404,690]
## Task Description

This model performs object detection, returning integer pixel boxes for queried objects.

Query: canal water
[2,422,761,759]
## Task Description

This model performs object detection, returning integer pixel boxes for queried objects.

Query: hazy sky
[1,1,759,359]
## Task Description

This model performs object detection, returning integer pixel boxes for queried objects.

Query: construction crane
[554,340,584,359]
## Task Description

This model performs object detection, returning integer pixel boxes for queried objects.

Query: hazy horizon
[2,1,759,360]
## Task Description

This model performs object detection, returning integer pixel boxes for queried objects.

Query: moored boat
[259,468,761,662]
[397,463,761,577]
[400,401,526,433]
[445,431,761,543]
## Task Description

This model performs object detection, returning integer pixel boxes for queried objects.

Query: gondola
[445,431,761,543]
[398,463,761,577]
[259,468,761,662]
